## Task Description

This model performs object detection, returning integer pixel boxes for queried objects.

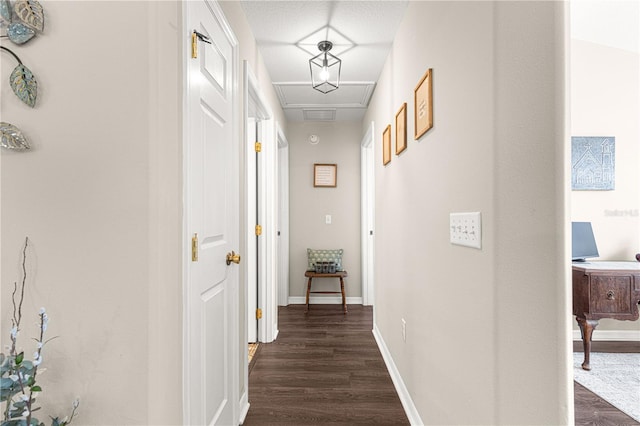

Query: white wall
[571,2,639,263]
[365,2,570,424]
[288,122,361,300]
[570,1,640,333]
[1,2,183,423]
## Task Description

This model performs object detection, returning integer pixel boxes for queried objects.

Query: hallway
[243,305,409,425]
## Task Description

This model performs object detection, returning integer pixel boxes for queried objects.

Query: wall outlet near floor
[401,318,406,342]
[449,212,482,249]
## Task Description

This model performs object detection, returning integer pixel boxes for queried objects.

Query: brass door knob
[226,251,241,265]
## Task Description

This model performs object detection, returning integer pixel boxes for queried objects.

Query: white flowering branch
[1,237,80,426]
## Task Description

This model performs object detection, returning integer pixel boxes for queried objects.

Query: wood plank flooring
[243,304,409,425]
[573,340,640,426]
[245,306,639,425]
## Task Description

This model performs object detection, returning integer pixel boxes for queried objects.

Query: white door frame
[277,124,290,307]
[361,121,375,306]
[243,61,278,343]
[183,1,239,424]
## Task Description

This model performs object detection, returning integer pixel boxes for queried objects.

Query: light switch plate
[325,215,332,224]
[450,212,482,249]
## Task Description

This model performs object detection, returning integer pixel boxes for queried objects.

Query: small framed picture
[395,102,407,155]
[414,68,433,140]
[382,125,391,166]
[314,163,337,187]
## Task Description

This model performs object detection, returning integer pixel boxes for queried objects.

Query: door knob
[226,251,241,265]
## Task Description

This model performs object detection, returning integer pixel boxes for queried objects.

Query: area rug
[573,352,640,422]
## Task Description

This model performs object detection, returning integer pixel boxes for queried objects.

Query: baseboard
[239,391,249,425]
[572,329,640,341]
[372,324,424,426]
[288,296,363,305]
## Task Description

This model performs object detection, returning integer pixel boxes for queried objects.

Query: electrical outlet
[401,318,406,342]
[325,215,332,224]
[450,212,482,249]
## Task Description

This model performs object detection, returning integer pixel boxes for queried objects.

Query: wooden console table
[572,261,640,370]
[304,270,348,314]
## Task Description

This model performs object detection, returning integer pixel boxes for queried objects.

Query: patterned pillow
[307,248,343,271]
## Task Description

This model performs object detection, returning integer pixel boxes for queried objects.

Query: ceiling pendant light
[309,41,341,94]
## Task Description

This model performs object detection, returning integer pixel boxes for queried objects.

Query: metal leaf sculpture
[0,122,30,150]
[0,0,11,22]
[7,21,34,44]
[1,46,37,107]
[13,0,43,32]
[10,63,37,107]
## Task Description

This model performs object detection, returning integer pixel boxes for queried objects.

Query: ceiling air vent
[303,109,336,121]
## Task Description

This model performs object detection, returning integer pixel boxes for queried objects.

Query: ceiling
[240,1,409,122]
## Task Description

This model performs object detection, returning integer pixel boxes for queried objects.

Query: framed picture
[414,68,433,140]
[395,102,407,155]
[313,163,337,187]
[571,136,615,190]
[382,125,391,166]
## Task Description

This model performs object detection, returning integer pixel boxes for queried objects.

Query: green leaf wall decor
[10,63,37,107]
[0,0,11,22]
[0,122,30,150]
[14,0,43,32]
[7,21,35,44]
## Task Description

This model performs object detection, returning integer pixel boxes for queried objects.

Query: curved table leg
[576,317,599,371]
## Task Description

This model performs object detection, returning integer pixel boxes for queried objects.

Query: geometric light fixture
[309,41,341,94]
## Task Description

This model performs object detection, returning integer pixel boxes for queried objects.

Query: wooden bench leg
[305,276,313,313]
[340,277,347,314]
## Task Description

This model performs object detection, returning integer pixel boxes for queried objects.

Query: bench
[304,270,348,314]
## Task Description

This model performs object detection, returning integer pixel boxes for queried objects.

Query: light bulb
[319,66,330,82]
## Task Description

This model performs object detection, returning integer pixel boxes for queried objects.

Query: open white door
[244,62,278,343]
[361,122,375,306]
[184,2,239,424]
[277,124,290,307]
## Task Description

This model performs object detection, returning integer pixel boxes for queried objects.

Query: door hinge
[256,308,263,320]
[191,31,198,59]
[255,225,262,236]
[191,233,198,262]
[255,142,262,153]
[191,30,211,59]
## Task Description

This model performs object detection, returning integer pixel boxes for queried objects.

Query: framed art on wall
[571,136,615,190]
[314,163,337,187]
[396,102,407,155]
[382,125,391,165]
[414,68,433,140]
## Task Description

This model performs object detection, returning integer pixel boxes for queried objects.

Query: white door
[185,1,239,425]
[361,122,375,306]
[277,126,290,306]
[247,119,258,343]
[244,63,274,343]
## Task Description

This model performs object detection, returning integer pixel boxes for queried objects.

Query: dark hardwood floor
[243,304,409,425]
[573,340,640,426]
[245,306,638,425]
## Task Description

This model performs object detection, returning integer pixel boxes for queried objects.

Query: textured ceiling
[240,1,409,122]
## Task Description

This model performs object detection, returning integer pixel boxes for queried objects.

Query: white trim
[372,325,424,426]
[572,329,640,341]
[288,296,363,305]
[238,391,249,425]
